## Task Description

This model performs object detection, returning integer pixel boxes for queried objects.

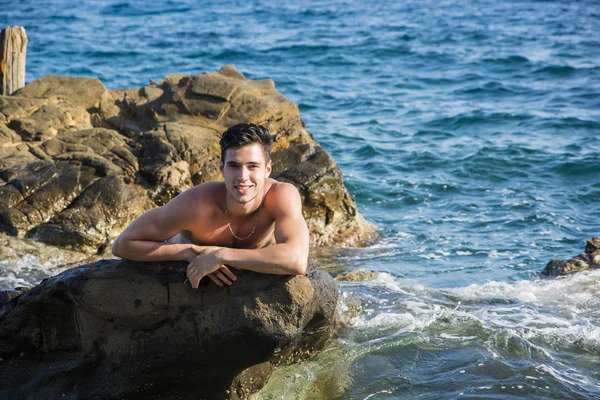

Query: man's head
[220,123,274,204]
[219,123,273,163]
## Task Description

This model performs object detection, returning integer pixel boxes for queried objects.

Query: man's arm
[185,183,309,288]
[112,189,199,262]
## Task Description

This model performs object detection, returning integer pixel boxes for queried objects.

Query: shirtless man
[112,123,309,289]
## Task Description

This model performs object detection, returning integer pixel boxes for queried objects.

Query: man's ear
[265,160,272,177]
[219,160,224,173]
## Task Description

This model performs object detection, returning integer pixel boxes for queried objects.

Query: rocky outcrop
[0,259,338,399]
[0,66,376,253]
[541,237,600,277]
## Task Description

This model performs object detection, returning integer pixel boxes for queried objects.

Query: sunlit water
[2,0,600,398]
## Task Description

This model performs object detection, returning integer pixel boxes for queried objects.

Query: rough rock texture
[0,259,338,399]
[334,269,379,282]
[541,237,600,277]
[0,66,377,253]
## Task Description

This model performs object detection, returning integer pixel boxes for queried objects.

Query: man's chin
[229,189,260,204]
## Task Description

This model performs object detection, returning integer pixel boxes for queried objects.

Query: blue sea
[2,0,600,398]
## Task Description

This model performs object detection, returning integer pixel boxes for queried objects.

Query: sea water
[2,0,600,398]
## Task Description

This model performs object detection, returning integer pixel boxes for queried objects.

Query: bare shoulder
[264,180,303,216]
[183,181,224,200]
[165,181,224,214]
[267,179,301,199]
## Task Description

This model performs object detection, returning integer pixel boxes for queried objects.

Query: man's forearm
[217,244,307,275]
[112,237,195,262]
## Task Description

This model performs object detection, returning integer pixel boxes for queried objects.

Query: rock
[27,175,154,252]
[591,251,600,267]
[585,237,600,254]
[0,65,377,253]
[0,259,338,400]
[0,287,28,304]
[12,75,107,110]
[272,143,375,246]
[541,237,600,277]
[542,257,590,277]
[334,269,379,282]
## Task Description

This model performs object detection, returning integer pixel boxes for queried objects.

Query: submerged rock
[541,237,600,277]
[334,269,379,282]
[0,65,377,254]
[0,259,338,399]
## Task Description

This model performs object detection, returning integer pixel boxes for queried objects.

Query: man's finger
[207,273,224,287]
[220,266,237,281]
[213,270,232,286]
[192,275,202,289]
[187,267,198,281]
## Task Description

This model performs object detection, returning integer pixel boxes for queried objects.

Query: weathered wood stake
[0,26,28,96]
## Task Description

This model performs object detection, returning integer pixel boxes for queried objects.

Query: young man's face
[220,143,272,205]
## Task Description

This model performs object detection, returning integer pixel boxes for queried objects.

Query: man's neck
[225,190,264,219]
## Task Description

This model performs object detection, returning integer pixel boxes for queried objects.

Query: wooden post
[0,26,27,96]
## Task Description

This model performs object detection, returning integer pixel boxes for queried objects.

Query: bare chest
[189,212,275,249]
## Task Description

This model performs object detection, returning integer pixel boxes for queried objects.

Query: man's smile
[235,184,253,194]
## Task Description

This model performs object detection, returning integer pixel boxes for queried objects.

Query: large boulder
[541,237,600,277]
[0,65,377,253]
[0,259,338,399]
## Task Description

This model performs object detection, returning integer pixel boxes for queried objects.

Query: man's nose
[238,166,250,180]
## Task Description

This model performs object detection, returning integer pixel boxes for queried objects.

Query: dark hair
[220,123,273,162]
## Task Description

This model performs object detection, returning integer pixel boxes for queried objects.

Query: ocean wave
[340,271,600,357]
[425,112,535,130]
[482,55,531,65]
[540,116,600,131]
[100,2,192,17]
[533,65,578,76]
[550,158,600,178]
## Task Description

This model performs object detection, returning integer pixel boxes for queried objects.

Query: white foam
[447,269,600,310]
[353,312,416,331]
[421,253,444,260]
[0,254,71,289]
[349,270,600,358]
[364,390,393,399]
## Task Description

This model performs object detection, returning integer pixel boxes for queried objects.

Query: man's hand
[186,246,237,288]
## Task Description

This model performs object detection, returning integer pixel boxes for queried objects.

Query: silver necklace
[224,192,264,241]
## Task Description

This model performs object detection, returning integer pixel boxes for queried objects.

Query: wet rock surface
[334,269,379,282]
[0,65,376,254]
[0,259,338,399]
[541,237,600,277]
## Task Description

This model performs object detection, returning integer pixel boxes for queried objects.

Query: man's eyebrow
[226,161,262,166]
